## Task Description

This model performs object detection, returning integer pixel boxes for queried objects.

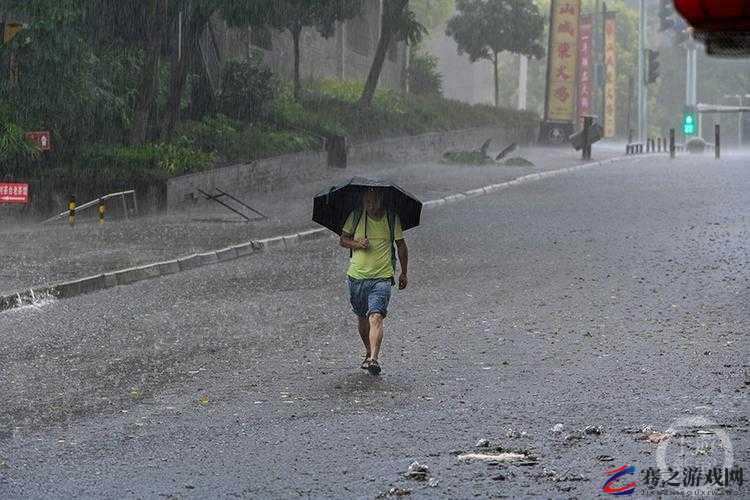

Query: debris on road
[457,451,531,463]
[404,461,430,481]
[584,425,604,435]
[475,438,490,448]
[427,477,439,487]
[551,423,564,433]
[377,487,411,497]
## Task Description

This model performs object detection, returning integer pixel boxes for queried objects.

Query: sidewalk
[0,146,621,295]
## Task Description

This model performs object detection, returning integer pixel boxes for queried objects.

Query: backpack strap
[348,208,363,258]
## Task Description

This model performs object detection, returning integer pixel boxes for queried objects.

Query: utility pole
[637,0,647,143]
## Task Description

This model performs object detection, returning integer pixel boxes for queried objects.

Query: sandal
[366,358,381,376]
[361,354,370,370]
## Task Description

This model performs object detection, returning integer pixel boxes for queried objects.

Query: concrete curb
[0,154,652,313]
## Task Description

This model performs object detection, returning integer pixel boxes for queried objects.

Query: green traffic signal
[683,110,696,135]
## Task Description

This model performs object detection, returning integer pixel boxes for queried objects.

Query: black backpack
[348,208,397,274]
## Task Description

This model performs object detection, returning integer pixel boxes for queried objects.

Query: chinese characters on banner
[577,15,593,127]
[544,0,581,123]
[604,13,617,138]
[0,183,29,204]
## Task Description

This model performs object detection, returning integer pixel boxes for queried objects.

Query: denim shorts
[347,276,392,318]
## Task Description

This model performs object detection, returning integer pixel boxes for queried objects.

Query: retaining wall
[167,125,537,210]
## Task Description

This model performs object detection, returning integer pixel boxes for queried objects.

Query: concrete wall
[167,125,537,210]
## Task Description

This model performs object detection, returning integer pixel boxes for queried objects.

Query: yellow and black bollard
[98,200,106,224]
[68,195,76,226]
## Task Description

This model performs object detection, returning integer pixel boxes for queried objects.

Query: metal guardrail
[42,190,137,224]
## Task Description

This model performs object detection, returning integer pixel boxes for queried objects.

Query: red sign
[577,15,594,126]
[0,183,29,204]
[25,131,51,151]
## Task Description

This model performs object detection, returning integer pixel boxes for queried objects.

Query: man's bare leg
[358,316,371,358]
[368,313,384,361]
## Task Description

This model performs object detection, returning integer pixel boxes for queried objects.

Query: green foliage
[0,108,39,164]
[81,143,214,178]
[410,0,456,31]
[308,80,407,114]
[408,51,444,96]
[271,84,347,137]
[446,0,545,61]
[175,115,243,154]
[298,80,537,140]
[218,55,276,122]
[222,126,319,162]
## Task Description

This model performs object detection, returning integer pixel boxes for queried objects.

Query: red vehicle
[673,0,750,56]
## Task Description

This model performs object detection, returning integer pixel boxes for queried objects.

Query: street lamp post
[723,94,750,149]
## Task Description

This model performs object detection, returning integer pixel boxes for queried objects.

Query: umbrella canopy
[313,177,422,235]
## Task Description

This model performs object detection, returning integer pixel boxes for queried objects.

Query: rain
[0,1,748,498]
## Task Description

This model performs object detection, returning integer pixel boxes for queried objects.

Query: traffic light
[646,49,660,85]
[682,107,697,135]
[658,0,675,32]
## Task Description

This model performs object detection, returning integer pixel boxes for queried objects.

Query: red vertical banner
[604,13,617,138]
[577,15,593,127]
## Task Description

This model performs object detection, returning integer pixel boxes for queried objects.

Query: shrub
[223,125,319,162]
[271,84,347,138]
[218,53,276,122]
[408,52,443,96]
[175,114,242,154]
[686,137,706,154]
[81,143,214,179]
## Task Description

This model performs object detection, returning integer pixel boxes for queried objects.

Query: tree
[446,0,544,107]
[358,1,427,110]
[129,0,168,145]
[410,0,455,32]
[225,0,363,101]
[162,1,222,139]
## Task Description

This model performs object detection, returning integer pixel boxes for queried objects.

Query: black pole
[715,124,720,159]
[669,128,675,159]
[583,116,592,160]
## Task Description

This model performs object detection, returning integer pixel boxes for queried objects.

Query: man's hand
[398,273,408,290]
[357,238,369,250]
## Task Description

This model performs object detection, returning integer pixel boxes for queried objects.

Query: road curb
[0,154,651,313]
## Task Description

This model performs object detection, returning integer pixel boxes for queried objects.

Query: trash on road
[377,487,411,497]
[457,451,530,463]
[550,423,564,433]
[475,438,490,448]
[404,461,430,481]
[584,425,604,435]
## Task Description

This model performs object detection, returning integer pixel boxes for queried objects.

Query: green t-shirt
[342,211,403,279]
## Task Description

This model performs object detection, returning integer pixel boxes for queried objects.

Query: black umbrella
[313,176,422,235]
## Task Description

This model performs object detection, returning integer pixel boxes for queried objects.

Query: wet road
[1,155,748,498]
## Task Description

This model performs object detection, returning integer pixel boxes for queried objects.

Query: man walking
[339,189,408,375]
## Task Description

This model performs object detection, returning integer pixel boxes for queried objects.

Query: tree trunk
[129,0,166,146]
[358,0,408,110]
[292,24,302,101]
[163,6,216,140]
[493,51,499,108]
